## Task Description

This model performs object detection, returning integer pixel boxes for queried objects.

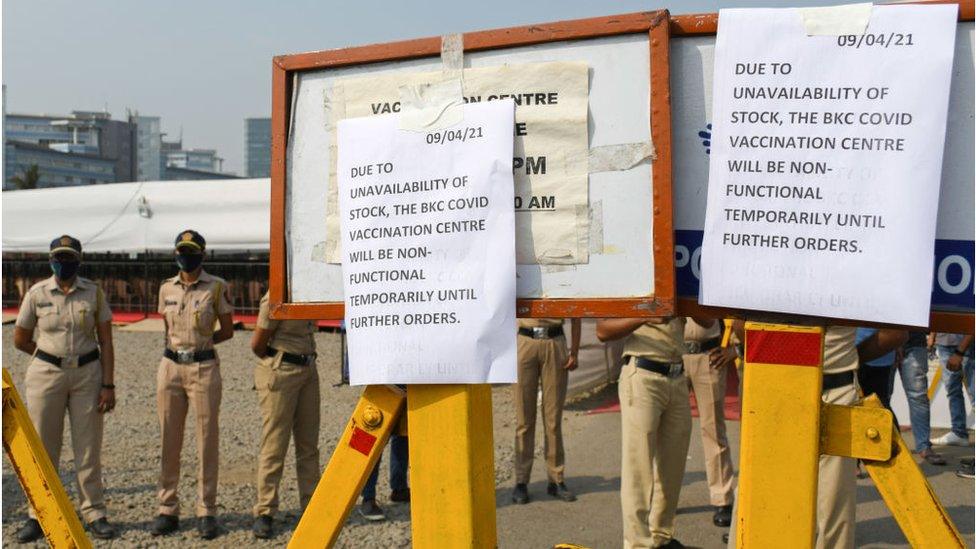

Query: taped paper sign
[700,4,958,327]
[324,61,590,265]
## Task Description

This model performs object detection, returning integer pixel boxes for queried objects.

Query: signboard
[670,4,974,331]
[338,101,517,384]
[269,11,676,321]
[699,4,957,327]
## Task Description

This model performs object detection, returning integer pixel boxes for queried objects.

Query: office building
[245,117,271,177]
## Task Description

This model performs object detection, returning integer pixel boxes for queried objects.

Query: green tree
[9,164,40,190]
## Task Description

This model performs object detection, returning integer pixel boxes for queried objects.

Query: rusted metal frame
[669,1,975,333]
[669,0,973,36]
[269,11,677,320]
[677,297,976,335]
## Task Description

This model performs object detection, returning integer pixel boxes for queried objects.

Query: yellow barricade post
[289,384,405,548]
[2,368,92,549]
[737,322,824,547]
[407,384,497,548]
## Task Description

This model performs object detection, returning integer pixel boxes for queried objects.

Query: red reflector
[745,329,821,367]
[349,426,377,456]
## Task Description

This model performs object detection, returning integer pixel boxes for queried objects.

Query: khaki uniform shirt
[257,292,315,355]
[158,270,233,351]
[684,318,721,343]
[16,276,112,357]
[823,326,859,374]
[518,318,563,329]
[623,318,687,364]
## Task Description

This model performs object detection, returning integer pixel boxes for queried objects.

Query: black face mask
[50,259,80,281]
[176,254,204,272]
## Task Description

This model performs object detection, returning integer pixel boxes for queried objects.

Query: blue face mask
[50,259,80,281]
[176,253,204,272]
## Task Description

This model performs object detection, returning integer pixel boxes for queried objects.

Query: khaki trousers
[727,380,857,549]
[157,358,222,517]
[514,334,568,484]
[24,359,106,522]
[817,382,857,549]
[619,361,692,548]
[683,353,735,506]
[253,356,321,517]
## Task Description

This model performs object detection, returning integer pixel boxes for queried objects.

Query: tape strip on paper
[398,34,465,132]
[798,3,871,36]
[587,141,656,173]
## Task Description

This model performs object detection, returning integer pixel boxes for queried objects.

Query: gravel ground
[1,325,519,548]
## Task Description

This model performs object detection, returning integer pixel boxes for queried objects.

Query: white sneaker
[932,431,971,447]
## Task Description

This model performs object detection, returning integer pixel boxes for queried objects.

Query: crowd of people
[8,231,975,546]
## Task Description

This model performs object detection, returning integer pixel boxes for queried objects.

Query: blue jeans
[935,345,975,439]
[889,347,933,452]
[361,434,409,501]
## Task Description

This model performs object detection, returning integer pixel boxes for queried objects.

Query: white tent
[2,179,271,253]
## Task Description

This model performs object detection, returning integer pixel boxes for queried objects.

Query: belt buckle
[176,349,195,364]
[532,327,547,339]
[304,354,316,366]
[686,341,702,354]
[62,355,79,368]
[669,363,683,377]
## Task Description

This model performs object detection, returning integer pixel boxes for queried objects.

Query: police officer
[151,230,233,540]
[511,317,581,504]
[597,316,693,549]
[682,318,736,527]
[13,235,117,541]
[250,291,320,539]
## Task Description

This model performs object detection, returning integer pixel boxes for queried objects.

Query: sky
[3,0,840,175]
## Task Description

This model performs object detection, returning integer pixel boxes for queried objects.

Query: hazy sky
[3,0,838,175]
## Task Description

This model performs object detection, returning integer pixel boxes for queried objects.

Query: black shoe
[713,504,733,527]
[390,488,411,503]
[198,516,219,540]
[659,539,686,548]
[358,499,386,522]
[16,519,42,543]
[87,517,116,540]
[252,515,273,539]
[547,482,577,502]
[511,483,529,504]
[957,457,975,479]
[151,514,179,536]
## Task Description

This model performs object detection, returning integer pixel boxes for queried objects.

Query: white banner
[700,4,958,326]
[338,100,517,384]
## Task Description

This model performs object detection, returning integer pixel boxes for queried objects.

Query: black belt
[164,348,217,365]
[632,356,684,378]
[822,370,855,392]
[266,347,315,366]
[686,337,722,355]
[518,326,564,339]
[35,348,99,368]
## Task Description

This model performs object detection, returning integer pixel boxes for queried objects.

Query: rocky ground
[3,324,974,548]
[2,325,521,547]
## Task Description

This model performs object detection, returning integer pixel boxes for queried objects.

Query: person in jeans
[855,328,906,409]
[359,432,409,521]
[889,332,945,465]
[930,333,975,447]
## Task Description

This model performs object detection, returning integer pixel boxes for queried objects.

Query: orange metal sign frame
[670,0,975,334]
[269,11,676,320]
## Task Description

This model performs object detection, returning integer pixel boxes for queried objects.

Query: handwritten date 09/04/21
[425,126,484,145]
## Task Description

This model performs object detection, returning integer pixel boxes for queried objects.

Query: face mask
[176,253,204,272]
[50,259,80,281]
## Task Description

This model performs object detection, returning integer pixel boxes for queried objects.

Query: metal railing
[2,252,269,315]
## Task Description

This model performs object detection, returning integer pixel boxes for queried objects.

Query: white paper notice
[338,100,517,385]
[700,4,958,326]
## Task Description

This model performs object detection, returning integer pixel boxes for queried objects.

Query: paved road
[496,385,975,548]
